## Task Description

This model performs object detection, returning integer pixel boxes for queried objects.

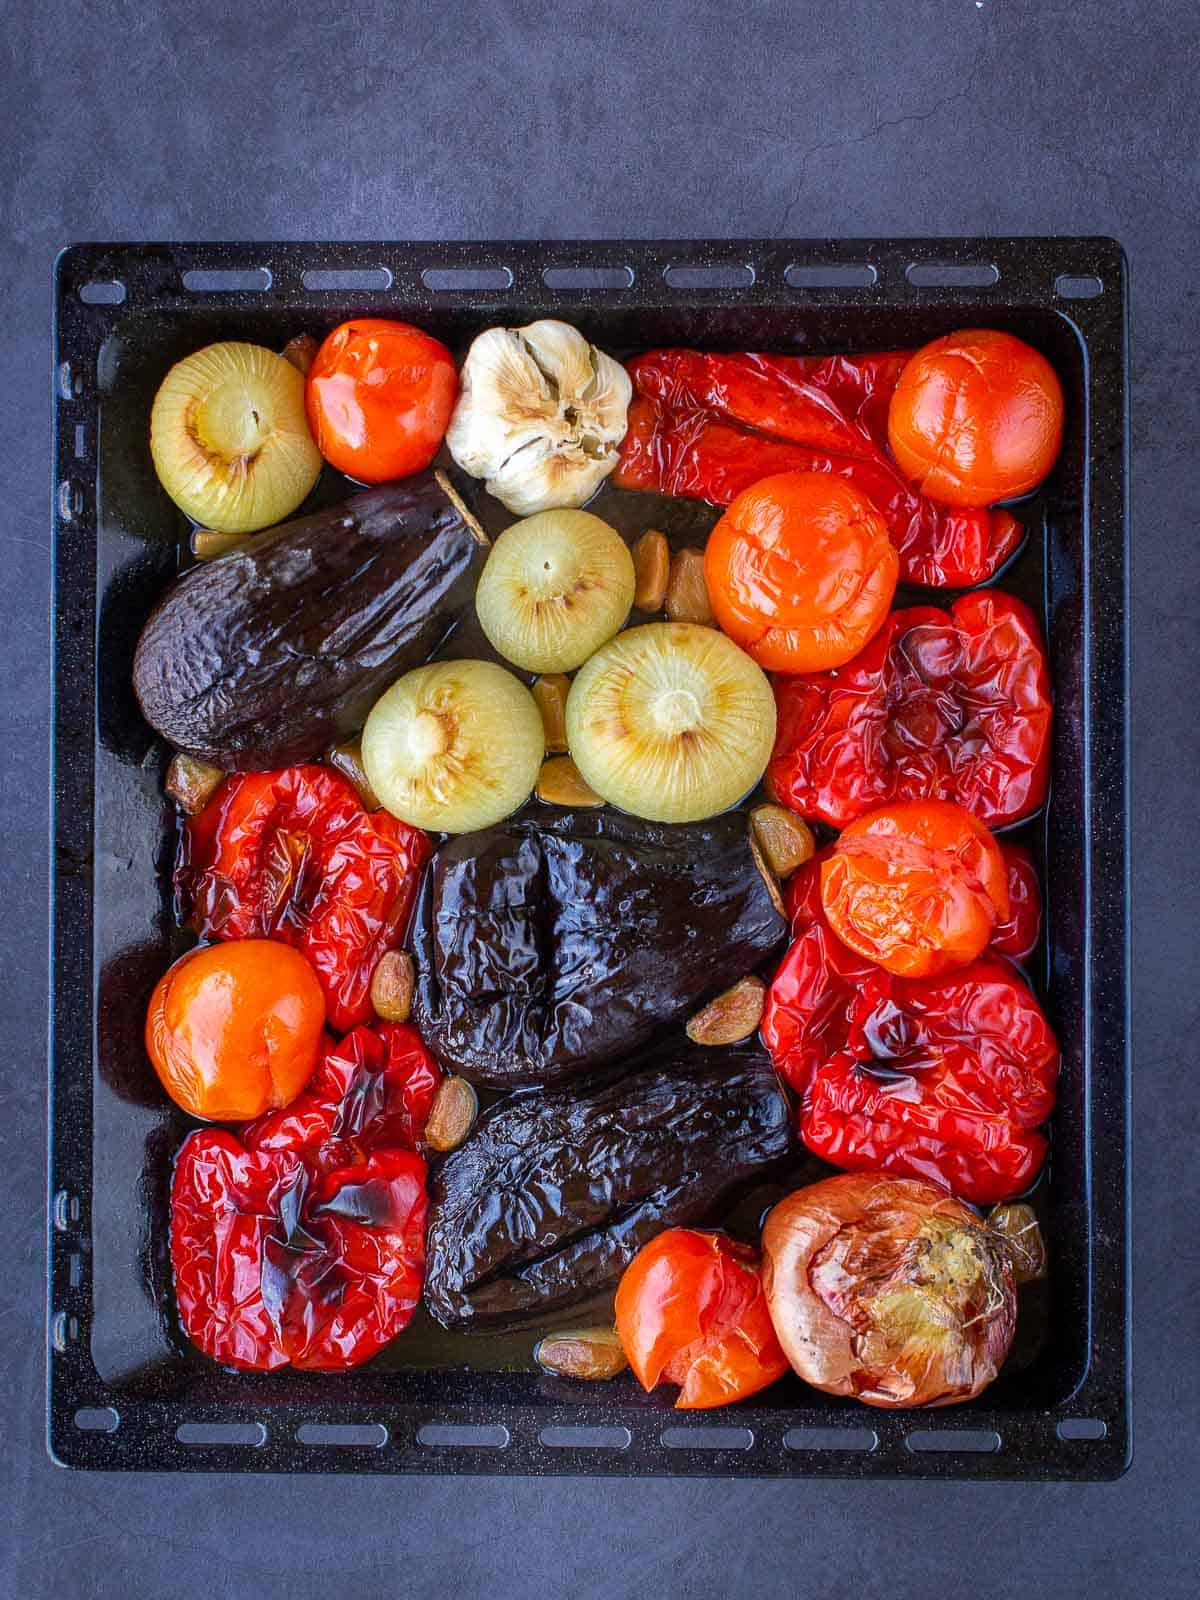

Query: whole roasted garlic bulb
[446,320,631,515]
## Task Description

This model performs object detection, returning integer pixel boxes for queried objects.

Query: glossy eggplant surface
[411,806,787,1088]
[132,472,485,770]
[424,1040,791,1330]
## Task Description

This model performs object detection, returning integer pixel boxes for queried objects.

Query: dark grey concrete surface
[2,1,1196,1595]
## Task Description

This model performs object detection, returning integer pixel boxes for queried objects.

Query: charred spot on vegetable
[274,1166,321,1252]
[314,1175,407,1227]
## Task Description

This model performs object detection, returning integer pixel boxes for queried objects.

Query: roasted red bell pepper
[176,765,430,1033]
[171,1021,439,1370]
[173,1133,427,1370]
[768,591,1052,829]
[615,394,1023,589]
[992,842,1042,963]
[762,857,1058,1204]
[245,1022,440,1175]
[627,348,912,465]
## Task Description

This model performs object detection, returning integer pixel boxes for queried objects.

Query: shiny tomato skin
[705,470,898,673]
[887,329,1064,507]
[821,799,1009,977]
[146,939,325,1121]
[615,1228,788,1409]
[306,318,457,483]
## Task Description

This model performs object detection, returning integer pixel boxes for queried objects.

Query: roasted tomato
[171,1132,427,1370]
[615,394,1025,590]
[887,329,1064,507]
[768,590,1053,830]
[704,471,898,673]
[762,857,1059,1205]
[306,318,457,483]
[146,940,325,1121]
[615,1228,788,1409]
[992,841,1042,962]
[177,765,430,1033]
[245,1022,440,1175]
[821,799,1009,977]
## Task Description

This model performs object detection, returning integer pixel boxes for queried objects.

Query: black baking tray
[49,238,1130,1479]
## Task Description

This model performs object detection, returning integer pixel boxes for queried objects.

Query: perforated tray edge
[49,238,1130,1479]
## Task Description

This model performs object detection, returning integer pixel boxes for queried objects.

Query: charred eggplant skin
[133,473,485,771]
[424,1041,791,1330]
[411,807,787,1088]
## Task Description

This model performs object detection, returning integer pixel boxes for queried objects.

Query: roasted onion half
[761,1173,1020,1409]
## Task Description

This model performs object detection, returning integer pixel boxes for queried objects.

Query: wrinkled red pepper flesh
[172,1133,428,1371]
[171,1021,438,1370]
[263,1150,428,1370]
[177,765,430,1033]
[991,842,1042,963]
[627,348,912,465]
[245,1022,439,1176]
[170,1132,298,1370]
[762,857,1059,1205]
[768,591,1052,829]
[615,394,1023,590]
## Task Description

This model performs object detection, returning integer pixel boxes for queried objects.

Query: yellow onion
[761,1173,1018,1409]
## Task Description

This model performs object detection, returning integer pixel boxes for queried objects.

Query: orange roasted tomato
[704,470,898,673]
[305,318,458,483]
[820,798,1009,978]
[615,1228,789,1409]
[146,940,325,1121]
[887,329,1064,507]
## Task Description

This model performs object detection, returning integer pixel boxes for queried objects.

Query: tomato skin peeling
[616,1228,788,1409]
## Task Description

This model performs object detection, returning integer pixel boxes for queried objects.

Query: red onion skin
[761,1172,1016,1409]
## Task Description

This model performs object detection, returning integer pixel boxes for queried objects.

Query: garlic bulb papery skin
[446,320,632,515]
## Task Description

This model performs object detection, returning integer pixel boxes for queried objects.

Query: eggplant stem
[435,469,490,547]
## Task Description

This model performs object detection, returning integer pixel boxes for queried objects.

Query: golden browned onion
[761,1173,1017,1409]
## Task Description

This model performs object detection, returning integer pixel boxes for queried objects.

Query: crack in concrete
[769,49,986,236]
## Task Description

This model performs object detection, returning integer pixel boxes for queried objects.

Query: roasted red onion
[761,1173,1019,1408]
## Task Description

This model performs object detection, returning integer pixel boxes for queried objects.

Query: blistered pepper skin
[410,807,787,1088]
[762,857,1059,1206]
[244,1022,439,1175]
[769,592,1052,830]
[177,765,430,1032]
[615,393,1023,590]
[627,348,912,464]
[423,1042,792,1331]
[170,1022,439,1371]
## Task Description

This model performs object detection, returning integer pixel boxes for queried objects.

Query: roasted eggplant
[133,471,487,770]
[410,806,787,1088]
[424,1041,791,1330]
